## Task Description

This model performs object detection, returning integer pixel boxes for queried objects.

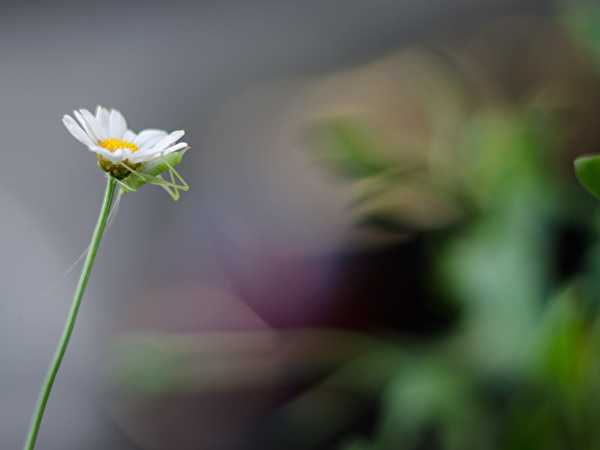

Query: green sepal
[575,155,600,199]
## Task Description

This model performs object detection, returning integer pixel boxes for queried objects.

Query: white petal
[136,142,164,153]
[90,146,121,162]
[134,129,166,147]
[134,154,158,163]
[140,135,168,151]
[73,110,98,143]
[133,142,188,163]
[111,149,125,160]
[121,148,136,158]
[62,115,94,147]
[109,109,127,138]
[123,130,137,142]
[152,130,185,153]
[79,109,107,141]
[163,142,189,154]
[96,106,110,131]
[129,153,151,163]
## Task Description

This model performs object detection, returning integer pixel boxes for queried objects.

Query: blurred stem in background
[23,176,116,450]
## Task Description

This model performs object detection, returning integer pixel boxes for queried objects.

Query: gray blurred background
[0,1,553,449]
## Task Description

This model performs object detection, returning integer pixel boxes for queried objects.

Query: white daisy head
[63,106,189,178]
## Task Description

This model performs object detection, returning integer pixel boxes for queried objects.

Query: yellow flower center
[99,138,139,153]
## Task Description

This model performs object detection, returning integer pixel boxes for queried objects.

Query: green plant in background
[317,118,596,448]
[563,2,600,71]
[108,105,600,450]
[313,117,464,234]
[305,37,600,447]
[316,113,548,449]
[575,156,600,199]
[99,5,600,450]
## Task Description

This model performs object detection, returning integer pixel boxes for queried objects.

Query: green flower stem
[24,175,117,450]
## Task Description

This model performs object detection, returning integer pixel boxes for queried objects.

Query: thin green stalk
[24,176,117,450]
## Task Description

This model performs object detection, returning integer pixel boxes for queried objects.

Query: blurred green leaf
[461,112,557,208]
[314,118,395,180]
[440,190,554,374]
[354,182,462,233]
[532,286,589,393]
[377,363,486,450]
[574,155,600,200]
[563,3,600,68]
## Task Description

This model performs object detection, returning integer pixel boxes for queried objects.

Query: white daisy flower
[63,106,188,178]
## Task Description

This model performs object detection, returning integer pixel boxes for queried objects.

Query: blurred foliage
[575,155,600,199]
[302,3,600,449]
[563,2,600,70]
[315,119,395,180]
[109,4,600,450]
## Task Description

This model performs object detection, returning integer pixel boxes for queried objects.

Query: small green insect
[115,150,189,201]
